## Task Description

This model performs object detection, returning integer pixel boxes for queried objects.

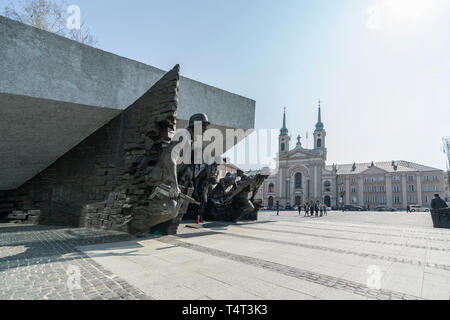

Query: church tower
[313,101,326,151]
[279,108,290,154]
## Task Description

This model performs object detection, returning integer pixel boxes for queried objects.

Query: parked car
[374,206,397,212]
[344,205,364,211]
[409,205,430,212]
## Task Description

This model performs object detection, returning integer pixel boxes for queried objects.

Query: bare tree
[3,0,98,46]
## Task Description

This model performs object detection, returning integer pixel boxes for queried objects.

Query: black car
[344,205,364,211]
[375,206,397,212]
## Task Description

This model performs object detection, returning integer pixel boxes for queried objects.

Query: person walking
[315,202,319,217]
[406,204,411,213]
[320,204,324,217]
[298,204,302,216]
[276,201,280,216]
[323,205,328,216]
[305,204,309,217]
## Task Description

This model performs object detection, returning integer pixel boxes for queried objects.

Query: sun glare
[385,0,441,21]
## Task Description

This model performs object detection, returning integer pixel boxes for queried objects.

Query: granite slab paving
[78,211,450,300]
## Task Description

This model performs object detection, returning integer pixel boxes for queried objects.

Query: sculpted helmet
[188,113,210,128]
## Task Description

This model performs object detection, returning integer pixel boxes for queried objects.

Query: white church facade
[262,106,338,208]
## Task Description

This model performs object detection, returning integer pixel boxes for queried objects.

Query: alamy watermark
[66,5,81,30]
[67,265,81,290]
[366,265,382,290]
[170,122,280,173]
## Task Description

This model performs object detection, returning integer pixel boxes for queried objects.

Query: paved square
[80,211,450,300]
[1,211,449,300]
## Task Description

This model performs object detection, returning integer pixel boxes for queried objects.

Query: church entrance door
[324,196,331,207]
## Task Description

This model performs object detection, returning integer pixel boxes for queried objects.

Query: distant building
[217,158,241,181]
[257,106,445,209]
[444,171,450,202]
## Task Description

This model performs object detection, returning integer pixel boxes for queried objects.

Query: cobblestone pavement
[3,211,450,300]
[0,224,151,300]
[80,211,450,300]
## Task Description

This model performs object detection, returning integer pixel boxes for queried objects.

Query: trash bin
[431,208,450,229]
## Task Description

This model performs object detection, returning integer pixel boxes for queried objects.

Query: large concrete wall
[0,16,255,190]
[1,66,183,233]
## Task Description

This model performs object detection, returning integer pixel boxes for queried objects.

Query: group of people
[299,202,328,217]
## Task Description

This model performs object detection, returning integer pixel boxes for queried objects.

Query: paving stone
[0,224,151,300]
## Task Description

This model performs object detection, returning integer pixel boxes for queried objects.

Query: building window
[324,181,331,192]
[393,185,400,193]
[365,196,370,203]
[281,143,285,152]
[424,185,430,192]
[364,177,369,183]
[339,186,344,193]
[408,185,415,192]
[364,186,370,192]
[373,196,377,203]
[372,186,377,192]
[379,176,385,182]
[372,177,377,183]
[426,196,430,203]
[408,176,414,181]
[433,176,438,181]
[351,177,356,183]
[393,176,400,181]
[433,185,438,192]
[351,186,356,193]
[295,173,302,188]
[380,185,385,192]
[409,195,416,203]
[268,183,275,193]
[394,196,400,204]
[424,176,429,181]
[380,196,386,204]
[317,139,322,148]
[352,197,357,204]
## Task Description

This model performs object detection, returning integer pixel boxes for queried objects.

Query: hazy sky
[8,0,449,170]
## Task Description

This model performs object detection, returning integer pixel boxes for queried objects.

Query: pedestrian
[406,204,411,213]
[276,201,280,216]
[305,205,309,217]
[298,205,302,216]
[315,203,319,217]
[431,194,448,210]
[320,204,324,217]
[323,205,328,216]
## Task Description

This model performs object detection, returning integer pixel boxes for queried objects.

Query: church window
[295,173,302,188]
[317,139,322,148]
[281,143,285,152]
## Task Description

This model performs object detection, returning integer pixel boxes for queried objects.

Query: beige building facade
[258,108,445,210]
